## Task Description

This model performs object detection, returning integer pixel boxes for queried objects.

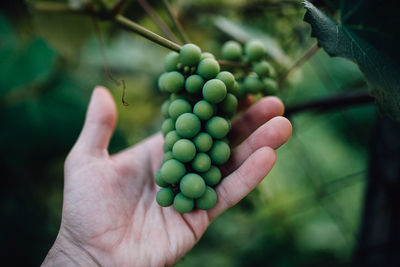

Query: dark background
[1,0,397,266]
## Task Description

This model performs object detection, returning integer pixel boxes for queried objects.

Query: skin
[42,86,292,267]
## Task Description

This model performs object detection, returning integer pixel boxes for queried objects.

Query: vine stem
[114,14,181,51]
[278,43,319,86]
[285,90,374,116]
[137,0,180,43]
[162,0,190,44]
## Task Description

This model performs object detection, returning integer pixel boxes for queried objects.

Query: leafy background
[0,0,384,266]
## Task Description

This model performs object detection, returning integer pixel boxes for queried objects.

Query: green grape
[205,116,230,139]
[156,187,175,207]
[185,75,204,94]
[193,132,213,152]
[161,159,186,184]
[165,130,181,151]
[172,139,196,163]
[155,170,169,187]
[221,40,242,61]
[219,93,238,119]
[163,71,185,93]
[244,75,263,94]
[158,73,167,92]
[201,52,215,60]
[163,142,169,152]
[193,100,214,120]
[180,173,206,198]
[197,58,220,79]
[168,99,192,120]
[174,193,194,213]
[180,43,201,66]
[161,118,175,136]
[262,78,278,95]
[161,100,170,118]
[163,151,174,163]
[229,81,240,97]
[216,71,235,90]
[202,79,227,103]
[170,93,185,101]
[209,140,231,165]
[236,82,247,99]
[164,51,180,71]
[253,60,271,77]
[191,153,211,172]
[175,113,201,138]
[201,165,221,186]
[196,186,217,210]
[245,40,265,61]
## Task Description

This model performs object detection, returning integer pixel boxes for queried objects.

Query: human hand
[43,86,292,266]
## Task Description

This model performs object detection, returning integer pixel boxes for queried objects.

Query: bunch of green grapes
[155,44,238,213]
[220,40,278,98]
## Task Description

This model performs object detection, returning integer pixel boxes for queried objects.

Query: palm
[55,87,291,266]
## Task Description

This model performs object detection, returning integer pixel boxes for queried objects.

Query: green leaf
[303,1,400,121]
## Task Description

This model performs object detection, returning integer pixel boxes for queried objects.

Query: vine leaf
[303,1,400,121]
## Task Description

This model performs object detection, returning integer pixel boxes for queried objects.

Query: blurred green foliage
[0,0,375,266]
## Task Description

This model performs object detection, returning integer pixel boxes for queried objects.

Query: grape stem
[162,0,190,44]
[30,1,182,52]
[278,43,319,87]
[217,60,248,68]
[114,15,181,51]
[137,0,180,44]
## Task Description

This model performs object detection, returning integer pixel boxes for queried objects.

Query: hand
[43,86,292,266]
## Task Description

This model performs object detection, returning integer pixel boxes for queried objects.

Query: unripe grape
[156,187,175,207]
[164,51,180,71]
[155,170,169,187]
[209,140,231,165]
[174,193,194,213]
[201,165,221,186]
[180,173,206,198]
[253,60,271,77]
[161,100,170,118]
[197,58,220,79]
[244,75,263,94]
[170,93,185,101]
[168,99,192,120]
[193,132,213,152]
[219,93,238,119]
[245,40,265,61]
[216,71,235,90]
[193,100,214,120]
[185,75,204,94]
[163,151,174,163]
[180,43,201,66]
[161,159,186,184]
[196,186,217,210]
[221,40,242,61]
[202,79,227,103]
[158,73,167,92]
[191,153,211,172]
[172,139,196,163]
[161,118,175,136]
[205,116,230,139]
[165,130,181,151]
[262,78,278,95]
[163,71,185,93]
[201,52,215,60]
[163,142,169,152]
[175,113,201,138]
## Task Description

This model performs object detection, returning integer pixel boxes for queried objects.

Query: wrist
[42,229,101,267]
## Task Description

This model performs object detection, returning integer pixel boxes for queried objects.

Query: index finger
[229,96,285,146]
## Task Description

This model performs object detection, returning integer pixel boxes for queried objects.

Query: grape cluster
[156,44,238,213]
[221,40,278,98]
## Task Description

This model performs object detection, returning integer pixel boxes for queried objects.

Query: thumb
[74,86,117,155]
